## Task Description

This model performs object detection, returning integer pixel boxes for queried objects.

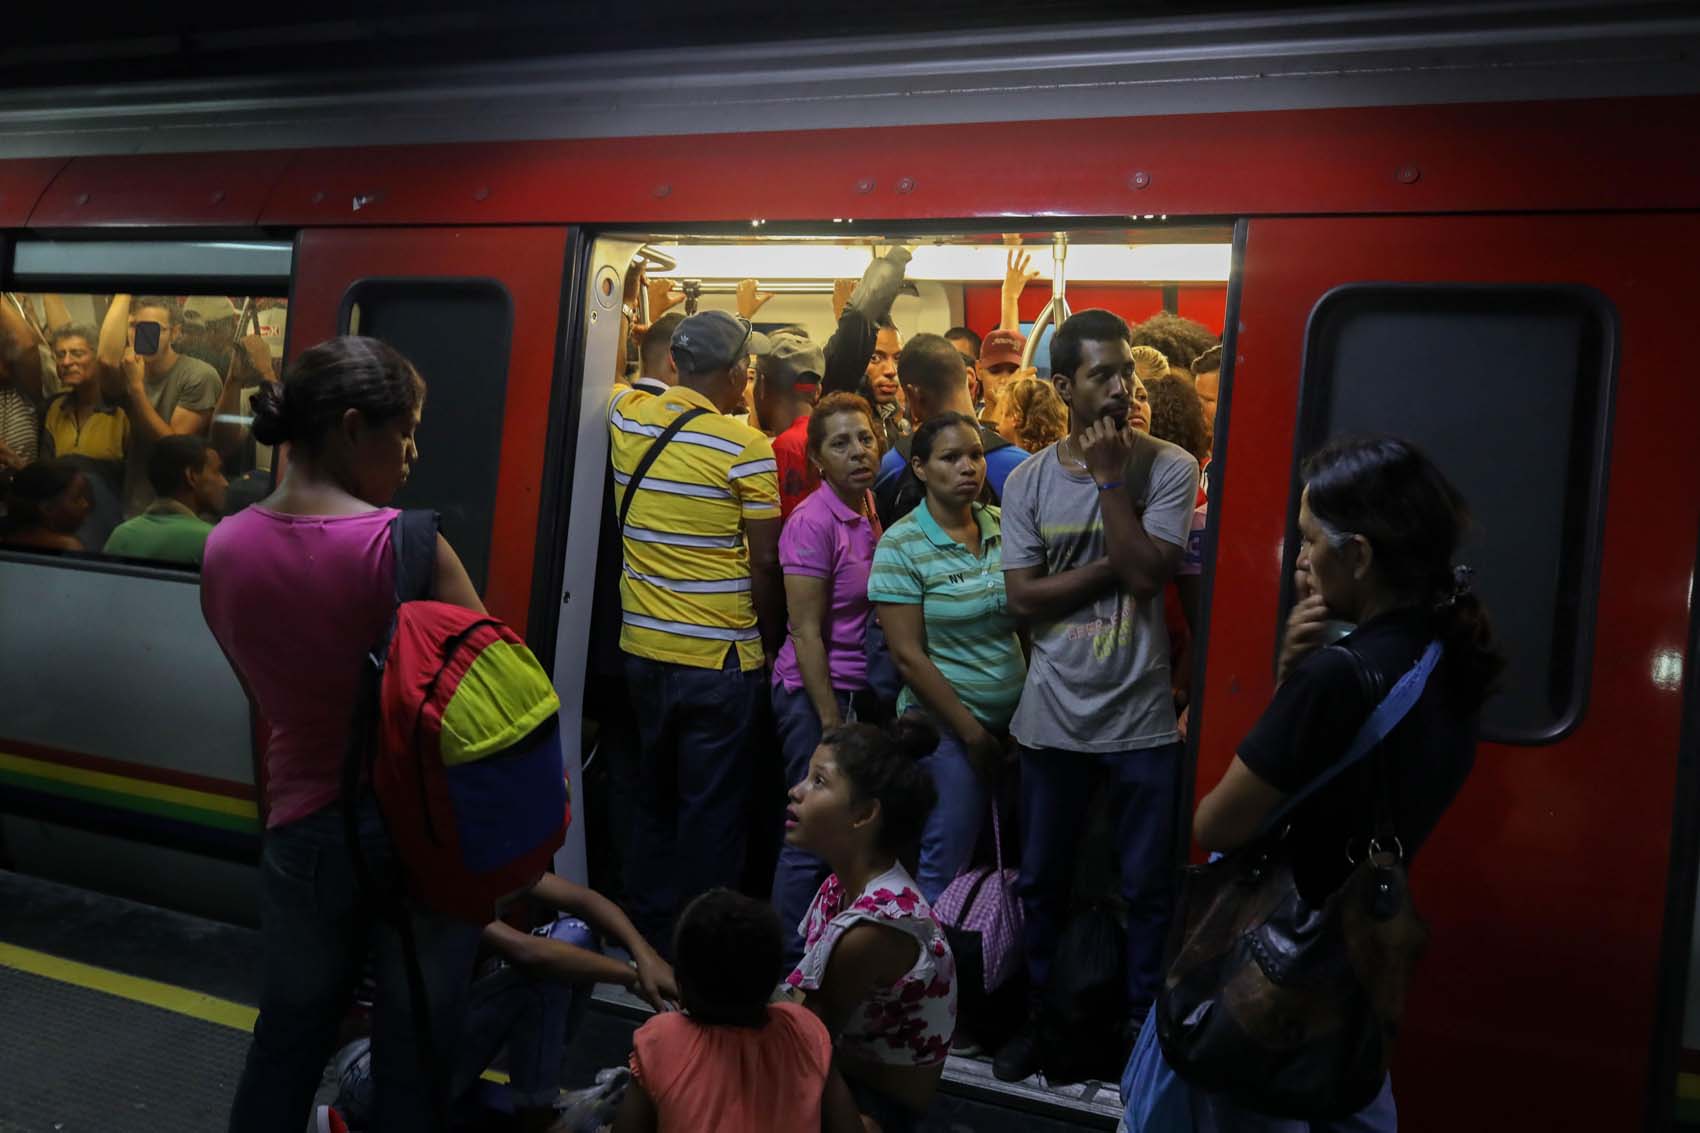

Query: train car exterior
[1,10,1698,1127]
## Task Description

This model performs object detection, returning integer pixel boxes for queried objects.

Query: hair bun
[889,714,940,763]
[249,380,292,446]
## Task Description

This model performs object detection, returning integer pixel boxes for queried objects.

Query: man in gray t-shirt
[100,295,223,516]
[993,310,1200,1083]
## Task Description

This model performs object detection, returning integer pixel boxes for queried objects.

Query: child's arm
[525,872,679,1010]
[610,1078,659,1133]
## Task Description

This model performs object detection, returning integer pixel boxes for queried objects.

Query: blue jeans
[1017,742,1183,1011]
[770,681,855,969]
[623,651,763,954]
[451,917,596,1110]
[915,720,992,904]
[227,800,483,1133]
[1194,1077,1397,1133]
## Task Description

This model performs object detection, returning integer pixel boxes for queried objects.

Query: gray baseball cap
[670,310,771,373]
[762,332,825,392]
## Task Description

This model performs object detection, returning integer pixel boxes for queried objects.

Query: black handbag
[1155,640,1441,1120]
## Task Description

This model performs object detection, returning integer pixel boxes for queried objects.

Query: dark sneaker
[992,1022,1044,1083]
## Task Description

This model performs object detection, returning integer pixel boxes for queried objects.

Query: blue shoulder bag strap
[1257,640,1443,836]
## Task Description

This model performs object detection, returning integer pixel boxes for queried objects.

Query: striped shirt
[607,384,780,671]
[0,389,37,465]
[866,501,1025,731]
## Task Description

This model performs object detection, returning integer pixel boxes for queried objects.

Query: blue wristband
[1096,479,1124,492]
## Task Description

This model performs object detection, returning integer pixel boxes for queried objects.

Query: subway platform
[0,869,1119,1132]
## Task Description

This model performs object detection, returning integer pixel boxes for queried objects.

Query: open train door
[1196,214,1700,1132]
[285,226,586,877]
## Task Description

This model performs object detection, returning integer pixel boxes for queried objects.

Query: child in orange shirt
[612,889,865,1133]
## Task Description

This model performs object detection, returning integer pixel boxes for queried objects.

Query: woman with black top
[1191,436,1504,1132]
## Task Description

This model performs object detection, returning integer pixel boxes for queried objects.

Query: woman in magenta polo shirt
[771,391,885,967]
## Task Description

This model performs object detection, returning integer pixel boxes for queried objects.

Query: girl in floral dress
[783,718,959,1133]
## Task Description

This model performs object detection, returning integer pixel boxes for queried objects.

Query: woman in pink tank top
[202,336,486,1133]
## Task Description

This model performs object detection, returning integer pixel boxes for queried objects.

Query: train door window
[339,279,513,594]
[1292,285,1615,742]
[3,239,292,572]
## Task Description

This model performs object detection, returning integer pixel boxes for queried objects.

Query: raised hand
[1003,248,1040,302]
[646,276,683,320]
[737,278,775,320]
[832,278,857,320]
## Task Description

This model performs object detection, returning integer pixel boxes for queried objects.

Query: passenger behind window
[614,888,865,1133]
[993,376,1068,455]
[782,719,959,1133]
[0,296,46,476]
[41,323,128,549]
[1183,437,1503,1131]
[97,294,222,517]
[179,296,241,377]
[996,309,1199,1085]
[771,392,885,967]
[869,413,1027,903]
[103,434,227,566]
[0,460,92,552]
[209,322,283,512]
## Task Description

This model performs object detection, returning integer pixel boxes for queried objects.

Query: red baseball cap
[980,329,1027,369]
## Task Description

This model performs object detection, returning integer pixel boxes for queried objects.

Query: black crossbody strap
[618,407,711,530]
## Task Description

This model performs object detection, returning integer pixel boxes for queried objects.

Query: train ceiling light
[645,242,1231,283]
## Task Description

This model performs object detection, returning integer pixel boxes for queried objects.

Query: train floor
[0,869,1117,1132]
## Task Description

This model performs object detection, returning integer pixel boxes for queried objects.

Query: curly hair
[1144,375,1208,461]
[1131,311,1218,370]
[1130,344,1171,382]
[999,376,1069,453]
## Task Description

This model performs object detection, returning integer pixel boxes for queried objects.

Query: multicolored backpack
[344,510,569,924]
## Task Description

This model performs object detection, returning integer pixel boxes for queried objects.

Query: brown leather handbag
[1154,641,1441,1120]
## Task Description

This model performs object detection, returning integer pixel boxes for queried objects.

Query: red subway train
[0,8,1698,1129]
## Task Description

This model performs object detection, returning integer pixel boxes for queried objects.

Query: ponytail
[820,717,940,855]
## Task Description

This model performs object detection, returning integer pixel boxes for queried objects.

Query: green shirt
[867,501,1025,731]
[102,499,214,566]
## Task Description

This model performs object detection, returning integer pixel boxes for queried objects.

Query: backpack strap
[390,508,440,604]
[618,407,711,530]
[340,507,450,1132]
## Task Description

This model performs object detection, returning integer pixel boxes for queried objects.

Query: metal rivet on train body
[473,186,490,202]
[1396,165,1421,184]
[653,184,671,198]
[353,192,379,211]
[856,178,875,194]
[311,191,326,204]
[1130,171,1152,190]
[896,177,916,194]
[75,192,90,205]
[210,190,226,204]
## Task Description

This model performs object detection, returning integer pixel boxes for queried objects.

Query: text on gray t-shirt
[999,432,1199,753]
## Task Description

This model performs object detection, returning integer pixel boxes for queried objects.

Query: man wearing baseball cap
[757,332,827,519]
[979,328,1028,404]
[179,295,241,376]
[605,308,783,950]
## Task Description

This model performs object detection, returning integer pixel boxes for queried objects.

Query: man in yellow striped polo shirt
[606,308,784,951]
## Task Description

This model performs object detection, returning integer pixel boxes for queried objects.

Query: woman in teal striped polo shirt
[867,412,1027,901]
